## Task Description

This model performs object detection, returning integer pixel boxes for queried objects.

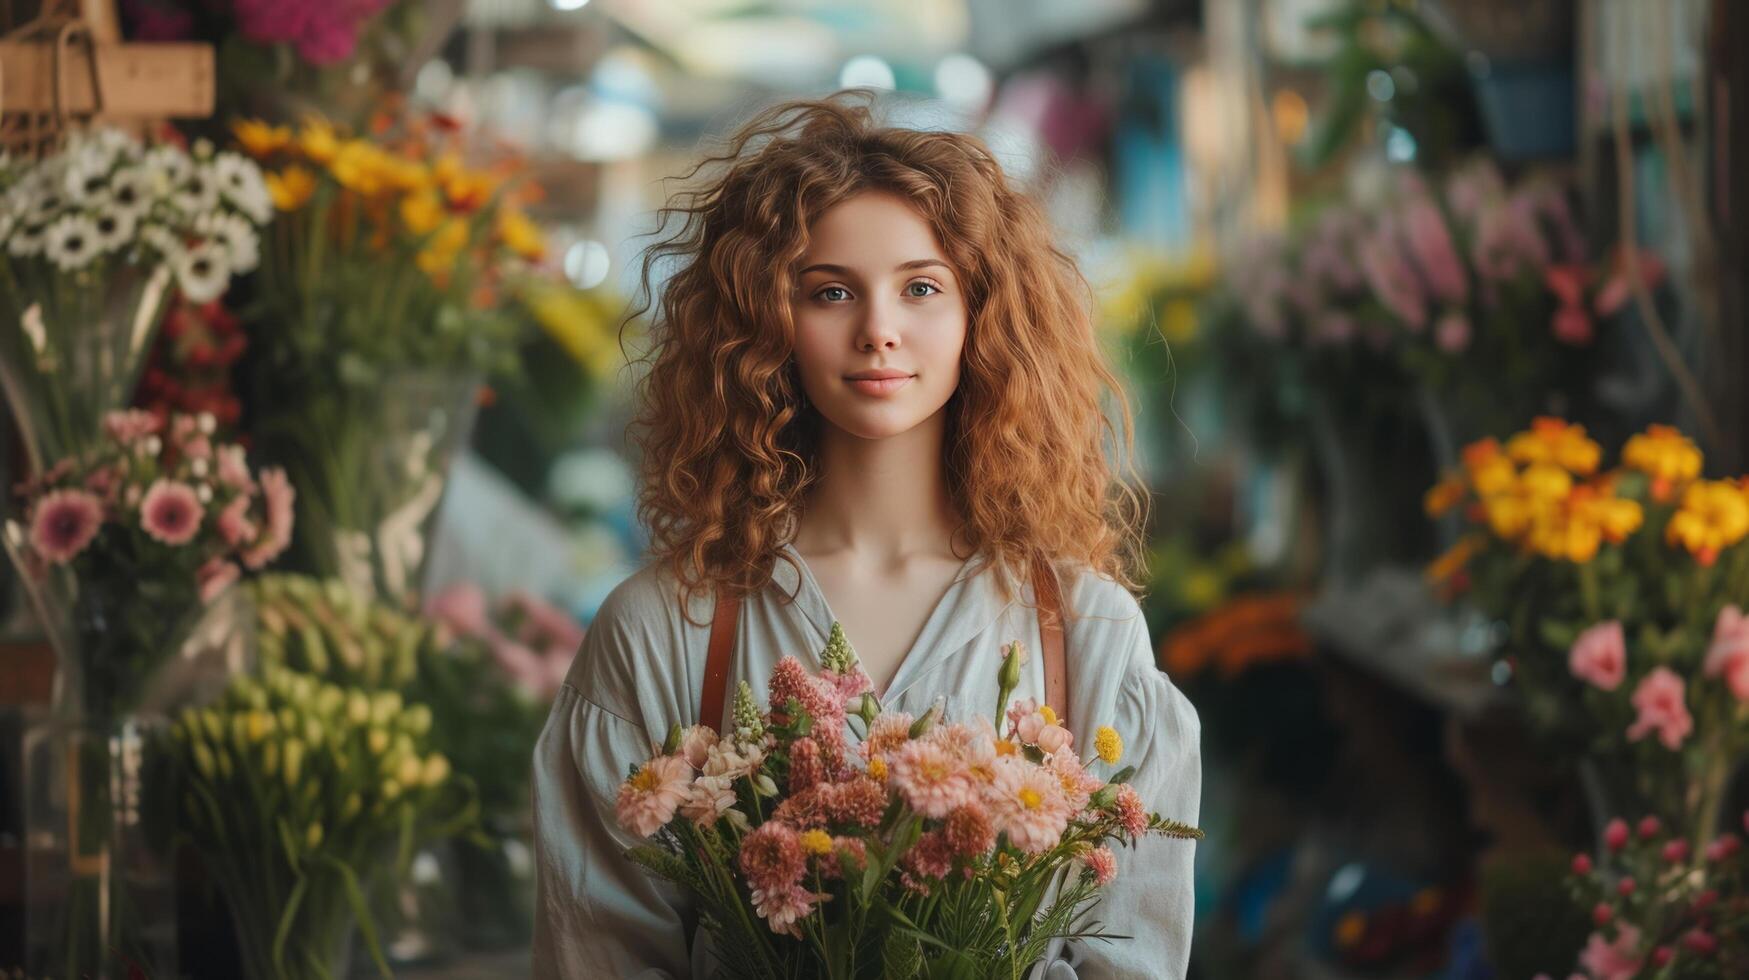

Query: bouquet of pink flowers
[614,624,1200,978]
[4,409,294,718]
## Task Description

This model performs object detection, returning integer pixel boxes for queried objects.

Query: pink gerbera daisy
[862,710,915,759]
[614,754,692,838]
[138,479,203,545]
[888,739,975,819]
[28,488,104,563]
[985,756,1071,855]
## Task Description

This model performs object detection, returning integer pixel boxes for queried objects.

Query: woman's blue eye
[818,286,849,302]
[907,282,940,297]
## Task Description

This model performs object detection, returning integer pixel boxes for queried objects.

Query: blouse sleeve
[531,684,695,978]
[1066,595,1203,980]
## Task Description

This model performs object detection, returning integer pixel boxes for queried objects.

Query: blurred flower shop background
[1,0,1747,976]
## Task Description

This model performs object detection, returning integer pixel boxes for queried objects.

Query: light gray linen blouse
[531,541,1202,979]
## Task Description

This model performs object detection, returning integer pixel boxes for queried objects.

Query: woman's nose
[855,295,902,351]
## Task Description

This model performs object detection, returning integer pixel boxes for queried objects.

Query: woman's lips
[846,375,913,396]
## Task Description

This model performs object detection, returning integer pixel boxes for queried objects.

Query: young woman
[532,94,1201,979]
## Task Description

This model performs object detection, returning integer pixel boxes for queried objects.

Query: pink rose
[1569,621,1626,691]
[678,725,719,770]
[1034,723,1073,756]
[1703,605,1749,701]
[1626,667,1692,750]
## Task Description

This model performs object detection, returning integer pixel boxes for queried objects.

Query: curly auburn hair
[623,92,1149,624]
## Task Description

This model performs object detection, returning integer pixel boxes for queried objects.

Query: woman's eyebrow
[796,259,952,277]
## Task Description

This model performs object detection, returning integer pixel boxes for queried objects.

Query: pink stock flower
[770,656,841,727]
[1402,198,1467,304]
[1626,667,1693,750]
[1084,845,1119,886]
[888,739,973,819]
[789,737,827,793]
[1359,226,1428,331]
[615,754,693,838]
[139,479,203,545]
[28,489,104,563]
[197,557,240,603]
[103,409,162,444]
[1569,621,1627,691]
[1704,605,1749,701]
[1579,924,1643,980]
[1434,311,1472,353]
[216,494,257,547]
[985,756,1070,855]
[1472,196,1550,285]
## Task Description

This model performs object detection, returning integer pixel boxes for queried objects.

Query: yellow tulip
[498,206,546,261]
[299,118,341,164]
[232,118,291,158]
[266,166,317,212]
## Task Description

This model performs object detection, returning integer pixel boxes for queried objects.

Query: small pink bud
[1616,877,1636,897]
[1651,947,1674,968]
[1683,929,1717,956]
[1605,819,1630,851]
[1694,889,1719,912]
[1663,839,1691,863]
[1705,834,1740,863]
[1571,853,1593,875]
[1592,903,1613,926]
[1637,816,1662,840]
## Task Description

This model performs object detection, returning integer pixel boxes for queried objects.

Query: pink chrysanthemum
[28,488,104,563]
[1084,845,1118,886]
[827,777,888,828]
[1113,784,1148,837]
[772,785,833,828]
[241,467,295,569]
[1046,750,1102,813]
[862,711,914,759]
[216,494,257,547]
[944,804,995,858]
[615,754,692,838]
[888,739,975,819]
[985,756,1071,855]
[738,821,806,895]
[928,722,997,776]
[905,829,956,881]
[139,479,203,545]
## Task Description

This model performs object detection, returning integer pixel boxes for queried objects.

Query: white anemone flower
[8,221,48,257]
[63,151,112,205]
[213,152,272,224]
[174,241,231,302]
[198,211,259,273]
[105,167,153,222]
[170,163,221,217]
[140,223,183,262]
[92,209,138,255]
[143,145,192,189]
[44,215,102,271]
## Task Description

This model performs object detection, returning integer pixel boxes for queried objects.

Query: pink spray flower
[1569,621,1627,691]
[738,820,807,894]
[216,494,257,547]
[1626,667,1693,750]
[1434,311,1473,353]
[28,488,104,563]
[215,445,254,491]
[139,479,203,545]
[103,409,162,445]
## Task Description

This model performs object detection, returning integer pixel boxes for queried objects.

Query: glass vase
[0,262,176,474]
[261,368,482,608]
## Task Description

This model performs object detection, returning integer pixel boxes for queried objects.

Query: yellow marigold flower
[1590,494,1644,544]
[498,206,546,261]
[299,118,341,164]
[1424,475,1467,517]
[329,141,388,195]
[1526,509,1602,563]
[867,755,888,781]
[1483,493,1535,541]
[1462,438,1517,497]
[1518,463,1574,502]
[1667,480,1749,566]
[232,118,291,158]
[1506,418,1602,475]
[400,190,444,235]
[799,829,833,856]
[1094,726,1122,765]
[416,218,469,281]
[1622,424,1702,502]
[266,166,317,211]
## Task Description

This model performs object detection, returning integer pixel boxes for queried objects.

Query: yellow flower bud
[402,704,433,737]
[263,741,280,777]
[370,691,402,727]
[382,779,402,801]
[396,754,423,788]
[305,822,324,849]
[1095,726,1123,765]
[367,729,389,755]
[284,740,305,786]
[347,691,371,726]
[420,754,450,786]
[1038,705,1059,726]
[247,710,275,742]
[194,744,216,780]
[343,793,363,820]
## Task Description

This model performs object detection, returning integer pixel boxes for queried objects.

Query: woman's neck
[792,407,965,563]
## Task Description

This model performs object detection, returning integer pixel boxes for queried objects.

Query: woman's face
[791,190,968,442]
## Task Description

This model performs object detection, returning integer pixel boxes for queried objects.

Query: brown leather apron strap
[698,586,740,733]
[697,556,1069,734]
[1033,556,1068,723]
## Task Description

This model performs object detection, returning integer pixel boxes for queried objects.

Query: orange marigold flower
[1622,424,1702,503]
[1667,480,1749,566]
